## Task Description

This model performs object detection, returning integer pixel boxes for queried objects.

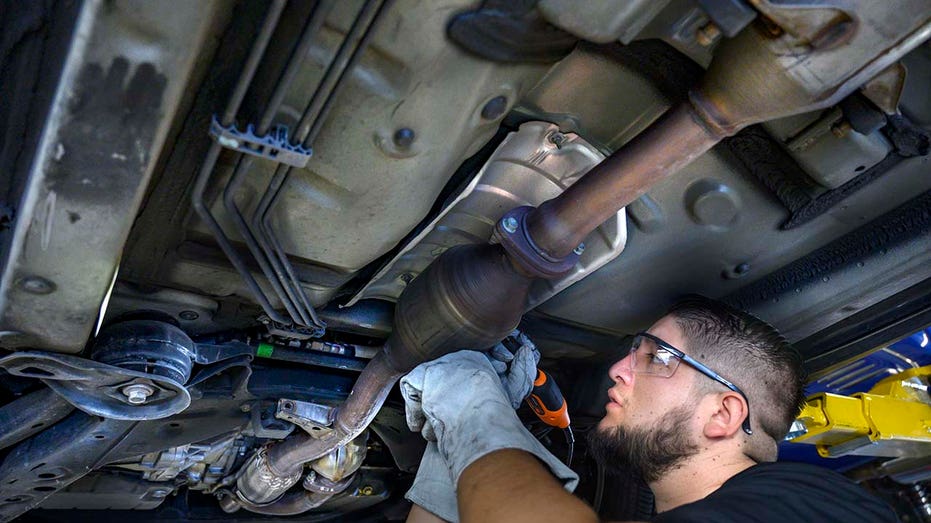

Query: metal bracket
[275,398,335,438]
[0,351,191,420]
[209,116,313,168]
[820,435,877,458]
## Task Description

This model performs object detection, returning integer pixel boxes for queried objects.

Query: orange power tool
[527,369,570,429]
[526,368,575,466]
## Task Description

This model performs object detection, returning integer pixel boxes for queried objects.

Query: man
[402,296,897,522]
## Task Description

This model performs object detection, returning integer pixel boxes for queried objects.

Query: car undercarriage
[1,0,930,520]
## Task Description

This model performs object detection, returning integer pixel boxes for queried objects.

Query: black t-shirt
[651,462,897,522]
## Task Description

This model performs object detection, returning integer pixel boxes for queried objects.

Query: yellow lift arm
[788,366,931,458]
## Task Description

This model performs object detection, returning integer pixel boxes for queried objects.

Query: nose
[608,351,634,386]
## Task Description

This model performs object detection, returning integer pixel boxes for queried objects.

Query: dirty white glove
[416,351,576,488]
[485,332,541,409]
[405,442,458,522]
[401,346,578,519]
[403,339,542,521]
[401,336,540,441]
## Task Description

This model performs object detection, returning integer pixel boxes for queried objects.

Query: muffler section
[230,3,931,514]
[228,433,369,515]
[231,354,398,510]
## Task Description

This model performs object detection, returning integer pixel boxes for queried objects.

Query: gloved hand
[403,338,543,521]
[403,335,541,440]
[405,442,458,522]
[401,342,578,522]
[485,332,541,410]
[404,348,578,488]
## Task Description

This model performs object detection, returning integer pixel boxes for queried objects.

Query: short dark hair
[666,295,806,461]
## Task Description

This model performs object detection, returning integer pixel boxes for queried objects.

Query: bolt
[481,96,508,120]
[831,120,852,138]
[359,485,374,496]
[179,310,199,321]
[122,383,155,405]
[573,243,585,255]
[501,216,519,234]
[548,132,567,149]
[18,276,56,295]
[696,22,721,47]
[393,128,415,148]
[240,403,252,412]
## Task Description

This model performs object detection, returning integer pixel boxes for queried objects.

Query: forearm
[457,449,599,523]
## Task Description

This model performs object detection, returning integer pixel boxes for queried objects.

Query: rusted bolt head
[831,121,852,138]
[696,23,721,47]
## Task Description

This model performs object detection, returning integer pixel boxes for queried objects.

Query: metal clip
[209,116,313,168]
[275,399,335,438]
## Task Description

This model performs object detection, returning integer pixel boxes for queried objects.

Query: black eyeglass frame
[632,332,753,436]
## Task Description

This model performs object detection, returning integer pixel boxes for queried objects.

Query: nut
[548,131,567,148]
[122,383,155,405]
[501,216,519,234]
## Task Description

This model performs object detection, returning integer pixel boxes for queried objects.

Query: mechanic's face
[599,315,697,433]
[588,315,701,482]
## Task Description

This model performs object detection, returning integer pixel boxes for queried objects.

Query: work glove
[401,340,578,522]
[405,442,458,522]
[485,332,541,410]
[402,338,543,521]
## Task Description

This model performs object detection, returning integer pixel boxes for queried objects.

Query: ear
[702,392,748,439]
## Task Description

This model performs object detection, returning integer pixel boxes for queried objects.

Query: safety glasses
[630,332,753,435]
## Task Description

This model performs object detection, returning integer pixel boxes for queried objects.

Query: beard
[587,404,699,483]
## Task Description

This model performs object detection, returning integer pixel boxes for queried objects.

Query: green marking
[256,343,274,358]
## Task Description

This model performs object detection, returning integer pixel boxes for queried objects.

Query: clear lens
[630,335,680,377]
